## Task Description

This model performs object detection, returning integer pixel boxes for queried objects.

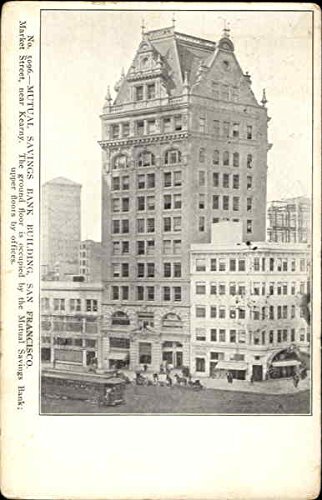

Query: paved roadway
[42,383,310,415]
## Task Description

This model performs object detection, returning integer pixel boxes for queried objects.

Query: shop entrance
[252,365,263,381]
[162,342,183,368]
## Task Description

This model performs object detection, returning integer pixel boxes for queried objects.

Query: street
[42,384,310,415]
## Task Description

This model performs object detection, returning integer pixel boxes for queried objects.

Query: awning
[216,361,248,371]
[108,351,129,361]
[272,360,301,367]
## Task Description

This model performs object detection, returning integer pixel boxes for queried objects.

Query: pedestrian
[166,374,173,387]
[226,372,230,383]
[293,374,299,388]
[153,373,159,385]
[250,374,254,384]
[143,364,148,372]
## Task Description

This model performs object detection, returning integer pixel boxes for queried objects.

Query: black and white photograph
[39,8,314,415]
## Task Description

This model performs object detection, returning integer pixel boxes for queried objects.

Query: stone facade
[99,26,270,371]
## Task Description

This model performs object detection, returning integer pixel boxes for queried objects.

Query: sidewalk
[120,369,310,395]
[200,375,310,395]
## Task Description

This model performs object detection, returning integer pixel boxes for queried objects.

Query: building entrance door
[252,365,263,381]
[176,352,183,368]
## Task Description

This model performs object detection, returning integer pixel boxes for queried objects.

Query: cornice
[99,132,189,149]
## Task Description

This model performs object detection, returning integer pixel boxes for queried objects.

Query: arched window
[162,313,182,328]
[113,154,128,170]
[199,148,206,163]
[111,311,130,326]
[223,151,229,166]
[165,149,182,165]
[233,152,239,167]
[138,151,155,167]
[213,150,219,165]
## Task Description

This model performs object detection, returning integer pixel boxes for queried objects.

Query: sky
[41,8,313,241]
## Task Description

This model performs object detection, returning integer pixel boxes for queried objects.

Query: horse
[174,374,187,386]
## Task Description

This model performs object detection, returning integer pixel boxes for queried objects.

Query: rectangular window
[230,330,237,343]
[219,329,226,342]
[213,120,220,137]
[147,218,155,233]
[147,173,155,189]
[212,195,219,210]
[247,198,252,212]
[164,263,171,278]
[269,258,274,271]
[122,219,129,233]
[174,263,181,278]
[238,259,246,272]
[219,259,226,272]
[199,148,206,163]
[112,286,119,300]
[233,197,239,211]
[223,196,229,210]
[174,171,182,187]
[196,328,206,341]
[136,120,144,136]
[86,299,97,312]
[122,176,129,190]
[122,122,130,137]
[137,174,145,190]
[173,240,181,254]
[223,173,230,188]
[173,194,182,209]
[147,240,155,255]
[137,196,145,211]
[147,196,155,211]
[230,307,236,319]
[164,194,171,210]
[121,263,129,277]
[147,83,155,99]
[229,282,236,295]
[223,121,230,138]
[137,241,145,255]
[210,283,217,295]
[137,219,144,233]
[164,172,171,188]
[247,176,252,190]
[122,286,129,301]
[196,306,206,318]
[135,86,144,101]
[196,259,206,272]
[254,257,260,271]
[112,220,120,234]
[199,194,205,209]
[233,175,239,189]
[219,306,226,319]
[199,117,206,133]
[122,198,129,212]
[210,329,217,342]
[174,115,182,131]
[196,358,205,372]
[111,124,120,139]
[112,177,120,191]
[163,287,171,301]
[210,306,217,318]
[163,117,172,133]
[146,286,155,301]
[137,286,144,301]
[137,263,145,278]
[199,216,205,232]
[213,173,219,187]
[173,217,181,232]
[174,287,181,301]
[247,125,253,139]
[147,263,155,278]
[147,119,156,134]
[112,198,120,212]
[232,123,239,138]
[247,220,252,234]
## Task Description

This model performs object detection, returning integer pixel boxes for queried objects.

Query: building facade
[41,177,81,280]
[267,196,311,244]
[190,222,310,380]
[99,25,270,371]
[79,240,102,282]
[41,281,103,371]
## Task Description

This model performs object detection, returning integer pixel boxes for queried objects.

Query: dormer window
[147,83,156,99]
[135,86,144,101]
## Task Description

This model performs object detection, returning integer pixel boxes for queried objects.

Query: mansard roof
[113,26,259,105]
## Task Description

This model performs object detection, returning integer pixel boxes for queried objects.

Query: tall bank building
[99,25,271,372]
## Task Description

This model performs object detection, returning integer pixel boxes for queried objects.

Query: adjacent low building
[41,281,103,371]
[190,221,310,381]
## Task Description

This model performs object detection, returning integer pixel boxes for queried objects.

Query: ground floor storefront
[191,345,307,382]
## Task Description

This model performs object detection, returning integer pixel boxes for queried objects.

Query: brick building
[41,177,81,280]
[190,222,310,381]
[99,25,271,371]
